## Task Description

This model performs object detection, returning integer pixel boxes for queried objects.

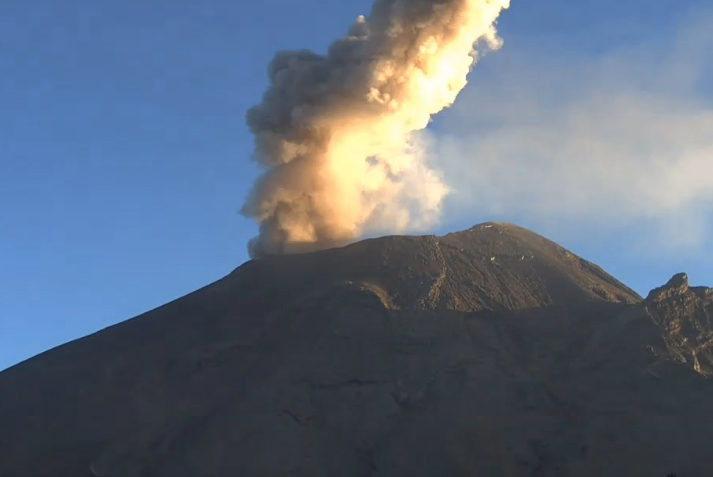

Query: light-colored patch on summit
[423,237,448,310]
[357,282,400,311]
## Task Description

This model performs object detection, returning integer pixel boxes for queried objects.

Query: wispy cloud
[429,10,713,256]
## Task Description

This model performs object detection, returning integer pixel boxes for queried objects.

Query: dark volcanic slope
[243,222,642,313]
[1,223,712,477]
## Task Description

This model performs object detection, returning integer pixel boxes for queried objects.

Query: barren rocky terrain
[1,223,711,476]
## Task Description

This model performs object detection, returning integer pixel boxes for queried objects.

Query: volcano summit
[1,223,712,476]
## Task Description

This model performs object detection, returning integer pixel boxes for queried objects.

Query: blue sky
[1,0,711,371]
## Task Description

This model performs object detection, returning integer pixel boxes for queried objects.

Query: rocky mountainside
[645,273,713,377]
[1,223,712,477]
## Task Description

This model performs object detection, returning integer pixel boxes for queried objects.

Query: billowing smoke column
[242,0,510,257]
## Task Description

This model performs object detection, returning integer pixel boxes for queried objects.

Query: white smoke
[242,0,510,257]
[430,11,713,254]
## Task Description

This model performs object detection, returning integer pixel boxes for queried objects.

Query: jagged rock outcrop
[0,223,711,477]
[645,272,713,376]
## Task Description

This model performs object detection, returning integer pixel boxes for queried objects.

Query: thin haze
[242,0,510,257]
[430,10,713,256]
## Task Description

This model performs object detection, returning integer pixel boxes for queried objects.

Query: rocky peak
[646,272,689,302]
[666,272,689,291]
[645,273,713,376]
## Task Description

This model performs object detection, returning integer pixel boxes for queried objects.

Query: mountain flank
[0,222,711,477]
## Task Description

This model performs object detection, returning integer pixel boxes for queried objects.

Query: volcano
[1,223,712,476]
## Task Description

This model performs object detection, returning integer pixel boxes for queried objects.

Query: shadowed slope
[1,223,711,477]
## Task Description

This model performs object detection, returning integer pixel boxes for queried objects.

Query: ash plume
[241,0,510,257]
